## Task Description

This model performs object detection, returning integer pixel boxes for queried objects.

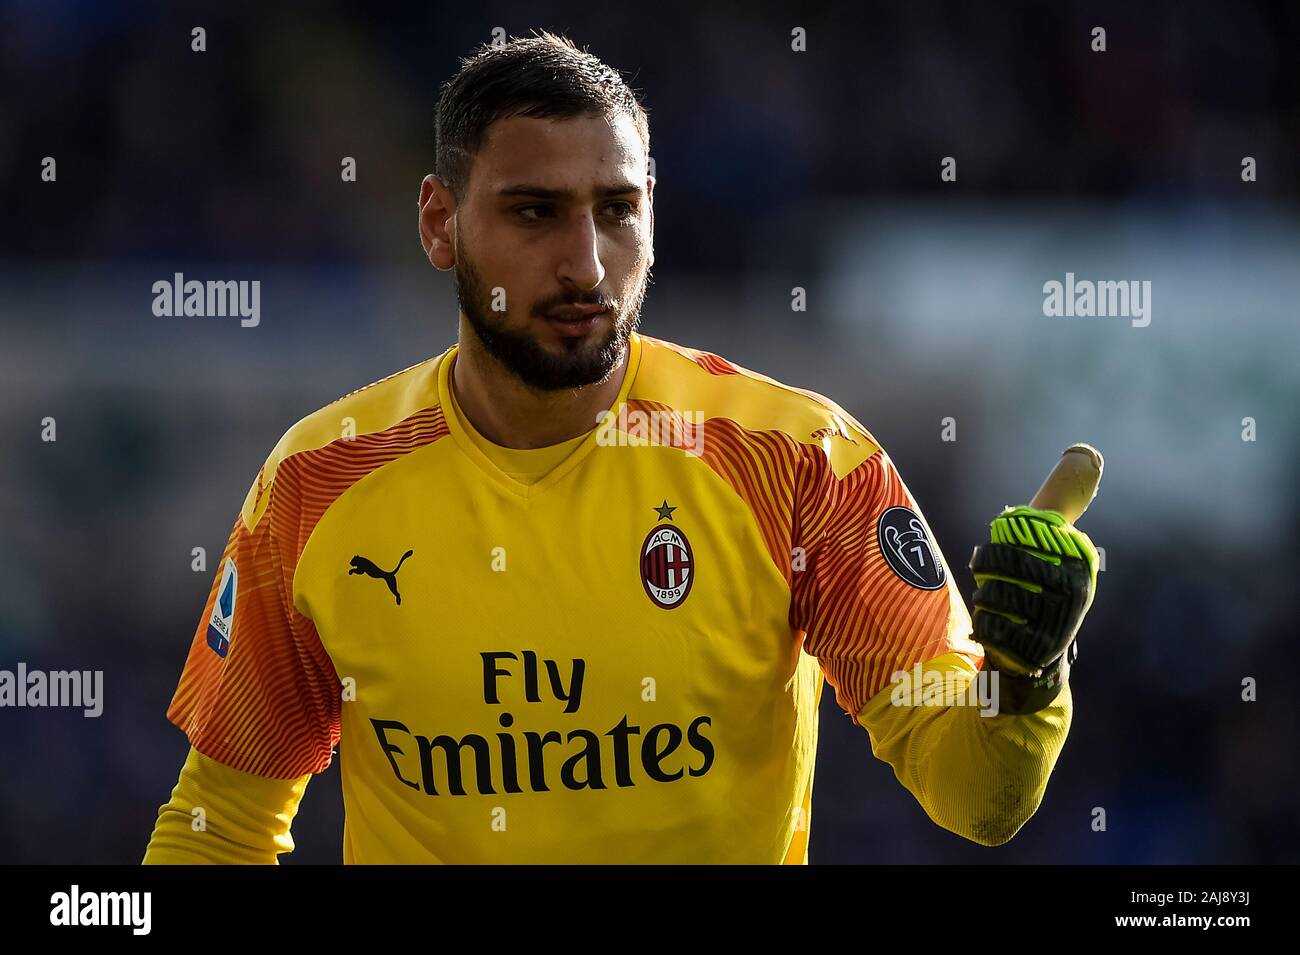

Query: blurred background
[1,0,1297,864]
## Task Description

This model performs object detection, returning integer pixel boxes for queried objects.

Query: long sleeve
[143,746,311,864]
[783,419,1070,845]
[857,651,1071,846]
[149,441,339,863]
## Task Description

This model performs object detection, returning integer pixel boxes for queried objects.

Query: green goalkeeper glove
[968,505,1099,713]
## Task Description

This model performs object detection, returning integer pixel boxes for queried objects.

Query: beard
[454,233,650,392]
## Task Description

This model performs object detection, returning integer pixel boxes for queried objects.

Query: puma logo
[810,424,858,444]
[348,550,413,605]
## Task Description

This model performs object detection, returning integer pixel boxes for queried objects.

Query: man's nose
[556,212,606,292]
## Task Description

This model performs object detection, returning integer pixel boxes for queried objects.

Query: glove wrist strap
[987,640,1076,715]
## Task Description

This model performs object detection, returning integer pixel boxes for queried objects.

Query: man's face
[452,112,654,391]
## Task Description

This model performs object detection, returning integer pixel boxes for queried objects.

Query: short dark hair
[434,31,650,200]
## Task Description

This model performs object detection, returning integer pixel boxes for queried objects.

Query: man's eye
[514,202,634,223]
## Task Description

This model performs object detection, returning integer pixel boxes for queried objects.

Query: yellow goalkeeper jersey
[162,331,993,864]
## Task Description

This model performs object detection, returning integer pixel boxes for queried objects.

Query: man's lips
[542,305,609,337]
[545,304,608,321]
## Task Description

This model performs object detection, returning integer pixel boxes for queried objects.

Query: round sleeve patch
[877,506,946,590]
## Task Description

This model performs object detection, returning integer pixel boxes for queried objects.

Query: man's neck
[451,322,630,450]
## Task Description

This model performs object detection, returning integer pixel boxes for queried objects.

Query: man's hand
[970,505,1099,678]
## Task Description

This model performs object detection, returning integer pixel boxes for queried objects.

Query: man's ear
[646,174,655,269]
[418,174,457,271]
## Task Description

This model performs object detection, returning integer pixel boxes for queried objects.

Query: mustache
[531,290,618,315]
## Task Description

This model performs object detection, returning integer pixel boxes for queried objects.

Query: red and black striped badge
[640,523,694,609]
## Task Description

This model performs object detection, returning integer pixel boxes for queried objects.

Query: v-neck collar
[437,332,644,501]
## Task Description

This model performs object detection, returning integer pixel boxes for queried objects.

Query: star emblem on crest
[654,500,677,522]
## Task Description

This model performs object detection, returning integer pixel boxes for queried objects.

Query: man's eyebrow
[496,182,643,200]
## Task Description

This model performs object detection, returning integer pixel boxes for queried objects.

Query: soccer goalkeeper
[143,31,1098,864]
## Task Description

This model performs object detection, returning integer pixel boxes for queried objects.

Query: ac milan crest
[640,522,694,609]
